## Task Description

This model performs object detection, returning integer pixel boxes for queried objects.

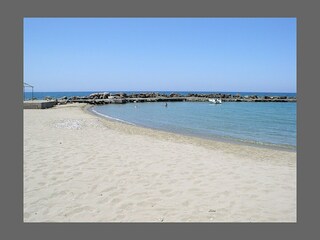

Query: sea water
[92,101,296,149]
[24,91,296,148]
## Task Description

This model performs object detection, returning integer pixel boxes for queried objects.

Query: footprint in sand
[65,206,93,217]
[159,189,171,194]
[182,201,190,207]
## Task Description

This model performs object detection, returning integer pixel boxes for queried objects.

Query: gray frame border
[1,0,318,239]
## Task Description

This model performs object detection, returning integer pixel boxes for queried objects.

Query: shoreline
[24,103,296,222]
[87,104,296,153]
[82,104,296,163]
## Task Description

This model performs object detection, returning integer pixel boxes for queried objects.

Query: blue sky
[24,18,296,92]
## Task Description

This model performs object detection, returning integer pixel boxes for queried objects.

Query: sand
[24,103,296,222]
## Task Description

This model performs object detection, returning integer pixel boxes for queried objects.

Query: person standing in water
[165,102,168,107]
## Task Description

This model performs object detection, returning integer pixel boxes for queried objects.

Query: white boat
[208,98,222,104]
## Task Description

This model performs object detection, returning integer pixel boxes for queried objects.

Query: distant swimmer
[165,103,168,107]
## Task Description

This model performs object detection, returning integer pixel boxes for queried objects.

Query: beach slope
[24,103,296,222]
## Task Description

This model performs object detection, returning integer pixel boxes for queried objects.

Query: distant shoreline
[24,92,297,104]
[23,91,297,102]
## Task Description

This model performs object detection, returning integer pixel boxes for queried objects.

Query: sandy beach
[24,103,296,222]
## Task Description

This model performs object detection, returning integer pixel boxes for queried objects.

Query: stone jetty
[50,92,296,105]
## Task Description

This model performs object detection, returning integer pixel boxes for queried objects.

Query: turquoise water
[92,102,296,149]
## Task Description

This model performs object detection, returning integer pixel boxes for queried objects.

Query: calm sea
[24,91,296,149]
[92,101,296,149]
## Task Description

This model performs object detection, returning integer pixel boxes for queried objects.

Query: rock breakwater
[45,92,296,105]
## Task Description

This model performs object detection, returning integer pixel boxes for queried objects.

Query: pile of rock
[88,92,110,99]
[54,91,296,105]
[169,93,182,97]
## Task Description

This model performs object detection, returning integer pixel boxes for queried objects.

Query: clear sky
[24,18,296,92]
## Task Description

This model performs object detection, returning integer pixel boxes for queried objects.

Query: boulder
[138,93,147,98]
[102,93,109,99]
[169,93,181,97]
[89,93,99,98]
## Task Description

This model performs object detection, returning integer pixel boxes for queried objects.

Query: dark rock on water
[169,92,182,97]
[278,96,287,99]
[138,93,147,98]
